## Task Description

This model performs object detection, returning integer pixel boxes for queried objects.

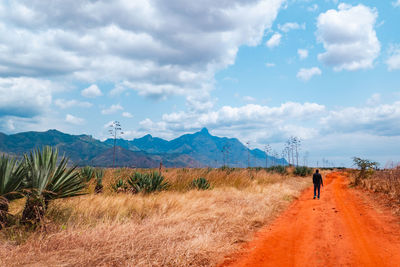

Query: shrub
[293,166,313,177]
[352,157,379,185]
[190,177,211,190]
[127,172,169,194]
[266,165,287,174]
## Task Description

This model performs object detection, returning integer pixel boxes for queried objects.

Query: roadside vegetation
[351,157,400,215]
[0,147,313,266]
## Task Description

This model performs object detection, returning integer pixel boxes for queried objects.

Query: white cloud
[133,98,400,165]
[122,112,133,118]
[139,102,325,142]
[386,48,400,71]
[65,114,84,125]
[307,4,318,12]
[101,104,123,115]
[266,33,282,48]
[243,96,256,102]
[278,22,305,33]
[0,0,284,104]
[0,77,59,118]
[393,0,400,7]
[296,67,322,81]
[316,4,380,71]
[297,49,309,59]
[54,99,92,109]
[265,62,275,67]
[366,93,381,106]
[320,101,400,136]
[81,84,102,98]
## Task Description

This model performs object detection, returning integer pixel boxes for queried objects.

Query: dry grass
[358,167,400,208]
[0,168,311,266]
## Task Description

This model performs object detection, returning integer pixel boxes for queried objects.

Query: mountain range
[0,128,286,168]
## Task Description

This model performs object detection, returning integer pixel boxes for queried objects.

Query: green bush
[190,177,211,190]
[266,165,287,174]
[293,166,313,177]
[127,172,169,194]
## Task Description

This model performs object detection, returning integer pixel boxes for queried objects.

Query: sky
[0,0,400,167]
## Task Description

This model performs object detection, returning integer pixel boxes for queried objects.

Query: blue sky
[0,0,400,166]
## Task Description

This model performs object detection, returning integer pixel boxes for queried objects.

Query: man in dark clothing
[313,169,323,199]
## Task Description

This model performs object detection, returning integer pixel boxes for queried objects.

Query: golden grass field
[0,168,312,266]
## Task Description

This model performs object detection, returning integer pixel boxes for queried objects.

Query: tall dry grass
[0,168,312,266]
[359,167,400,201]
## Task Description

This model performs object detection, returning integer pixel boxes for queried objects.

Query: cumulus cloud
[132,98,400,166]
[138,102,325,142]
[366,93,381,106]
[266,33,282,48]
[65,114,84,125]
[393,0,400,7]
[316,4,380,71]
[81,84,102,98]
[122,112,133,118]
[265,62,275,67]
[386,47,400,71]
[296,67,321,81]
[297,49,308,59]
[54,99,92,109]
[0,0,284,104]
[320,102,400,136]
[0,77,58,118]
[101,104,123,115]
[278,22,305,32]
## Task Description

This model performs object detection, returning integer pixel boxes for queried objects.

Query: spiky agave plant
[190,177,211,190]
[0,156,25,228]
[111,178,128,193]
[94,168,105,194]
[127,172,169,194]
[80,166,95,183]
[21,146,86,225]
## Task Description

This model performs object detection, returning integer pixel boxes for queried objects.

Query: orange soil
[220,172,400,267]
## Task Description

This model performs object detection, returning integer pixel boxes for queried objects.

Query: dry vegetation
[0,168,311,266]
[356,166,400,215]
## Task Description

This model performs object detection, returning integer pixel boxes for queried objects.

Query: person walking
[313,169,323,199]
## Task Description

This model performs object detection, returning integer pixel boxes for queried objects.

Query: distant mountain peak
[199,127,210,135]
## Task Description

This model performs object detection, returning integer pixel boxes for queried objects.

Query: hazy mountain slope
[0,128,286,167]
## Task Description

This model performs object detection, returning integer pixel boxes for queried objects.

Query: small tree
[352,157,378,185]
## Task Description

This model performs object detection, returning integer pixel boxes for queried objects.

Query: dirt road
[221,172,400,267]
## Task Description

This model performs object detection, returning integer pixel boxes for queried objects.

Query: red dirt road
[221,172,400,267]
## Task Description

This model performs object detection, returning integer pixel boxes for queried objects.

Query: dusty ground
[220,172,400,266]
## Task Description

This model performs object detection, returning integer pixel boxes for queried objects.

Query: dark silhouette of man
[313,169,323,199]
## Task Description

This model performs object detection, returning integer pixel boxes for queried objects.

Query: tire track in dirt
[220,172,400,267]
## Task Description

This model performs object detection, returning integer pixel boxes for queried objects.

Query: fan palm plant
[0,155,25,228]
[21,146,86,225]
